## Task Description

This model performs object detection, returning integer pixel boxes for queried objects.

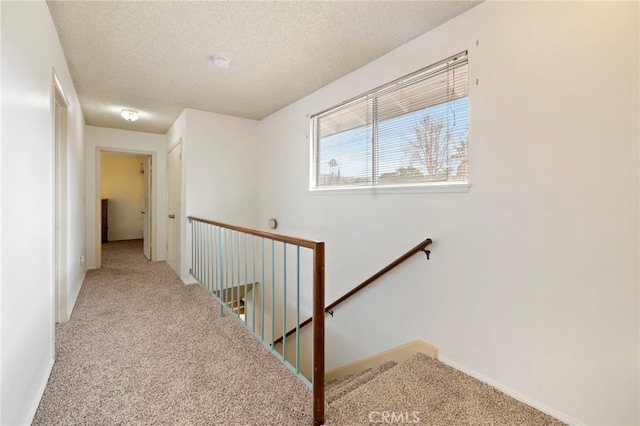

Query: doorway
[99,151,152,261]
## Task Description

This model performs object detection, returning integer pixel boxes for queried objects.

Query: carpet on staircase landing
[325,352,565,425]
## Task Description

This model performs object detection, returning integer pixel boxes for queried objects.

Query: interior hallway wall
[257,2,639,425]
[166,108,260,283]
[1,1,87,424]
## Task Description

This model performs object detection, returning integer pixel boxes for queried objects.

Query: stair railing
[188,216,325,426]
[273,238,432,345]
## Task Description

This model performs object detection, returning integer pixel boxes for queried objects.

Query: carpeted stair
[324,352,564,425]
[326,361,397,404]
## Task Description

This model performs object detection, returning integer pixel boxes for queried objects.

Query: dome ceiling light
[120,108,139,122]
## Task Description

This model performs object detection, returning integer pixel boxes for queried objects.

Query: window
[310,51,468,190]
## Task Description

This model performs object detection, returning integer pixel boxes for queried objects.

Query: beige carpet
[33,240,312,425]
[34,239,564,426]
[325,353,564,425]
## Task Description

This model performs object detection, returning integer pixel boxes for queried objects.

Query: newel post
[313,242,325,426]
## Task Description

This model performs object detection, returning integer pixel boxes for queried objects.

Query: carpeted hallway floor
[33,240,312,425]
[34,239,563,426]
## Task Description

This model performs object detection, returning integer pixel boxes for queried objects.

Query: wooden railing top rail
[188,216,322,249]
[274,237,432,345]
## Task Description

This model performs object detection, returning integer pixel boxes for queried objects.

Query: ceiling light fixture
[120,108,139,122]
[212,55,230,68]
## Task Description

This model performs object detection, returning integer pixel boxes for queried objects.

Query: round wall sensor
[268,218,278,229]
[212,55,230,68]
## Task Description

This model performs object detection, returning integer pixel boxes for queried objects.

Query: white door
[142,155,152,260]
[166,141,182,275]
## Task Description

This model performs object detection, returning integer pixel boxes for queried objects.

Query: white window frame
[309,51,470,194]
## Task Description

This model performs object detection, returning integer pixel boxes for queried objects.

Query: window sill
[308,181,470,195]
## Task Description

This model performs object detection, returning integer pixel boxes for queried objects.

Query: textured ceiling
[47,1,481,134]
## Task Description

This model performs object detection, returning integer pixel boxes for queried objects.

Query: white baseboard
[66,268,87,320]
[182,276,197,285]
[25,357,54,425]
[439,356,582,426]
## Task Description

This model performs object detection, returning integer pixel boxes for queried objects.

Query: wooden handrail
[273,238,432,345]
[188,216,322,249]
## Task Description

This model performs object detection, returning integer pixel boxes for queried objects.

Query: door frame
[142,155,152,260]
[52,70,70,324]
[166,139,182,277]
[94,148,157,267]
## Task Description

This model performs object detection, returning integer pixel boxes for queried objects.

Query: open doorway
[100,152,152,261]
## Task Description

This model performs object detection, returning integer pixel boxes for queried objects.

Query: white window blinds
[311,51,468,189]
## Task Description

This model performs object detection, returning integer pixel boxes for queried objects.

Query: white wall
[258,2,639,425]
[101,154,146,241]
[165,109,186,153]
[86,126,167,267]
[0,1,87,424]
[166,108,260,282]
